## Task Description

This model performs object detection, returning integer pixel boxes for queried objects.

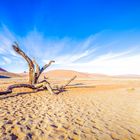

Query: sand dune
[0,67,7,72]
[0,75,140,140]
[43,69,108,79]
[18,69,108,80]
[14,69,140,79]
[0,71,21,78]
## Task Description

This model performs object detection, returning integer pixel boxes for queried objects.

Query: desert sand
[0,70,140,140]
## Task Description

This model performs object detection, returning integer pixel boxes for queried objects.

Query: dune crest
[44,69,108,79]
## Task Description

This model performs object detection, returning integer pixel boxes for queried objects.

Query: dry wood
[44,83,54,94]
[35,60,55,83]
[36,79,54,94]
[0,84,36,95]
[54,76,77,91]
[0,43,77,96]
[12,42,35,84]
[63,75,77,88]
[33,59,40,84]
[0,81,53,95]
[0,75,76,95]
[13,43,54,84]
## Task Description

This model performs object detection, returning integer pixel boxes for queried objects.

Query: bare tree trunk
[33,59,40,84]
[0,42,78,96]
[12,43,55,84]
[12,42,35,84]
[3,42,77,95]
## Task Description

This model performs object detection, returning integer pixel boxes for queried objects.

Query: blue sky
[0,0,140,75]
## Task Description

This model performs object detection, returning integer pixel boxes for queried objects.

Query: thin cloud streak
[62,51,140,75]
[0,26,140,75]
[2,56,11,64]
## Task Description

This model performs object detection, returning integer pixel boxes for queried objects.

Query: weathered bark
[0,76,77,95]
[35,60,55,83]
[0,81,53,95]
[0,42,77,96]
[54,75,77,91]
[63,75,77,88]
[43,83,54,94]
[40,60,55,73]
[12,42,35,84]
[12,43,54,84]
[33,59,40,84]
[36,79,54,94]
[0,84,36,95]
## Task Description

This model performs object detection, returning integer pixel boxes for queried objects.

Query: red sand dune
[0,68,20,78]
[0,67,7,72]
[44,69,108,79]
[19,69,108,79]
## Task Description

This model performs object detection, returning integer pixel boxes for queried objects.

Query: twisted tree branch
[12,42,35,84]
[40,60,55,73]
[36,60,55,83]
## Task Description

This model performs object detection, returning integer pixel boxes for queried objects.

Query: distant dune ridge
[44,69,108,79]
[45,70,140,79]
[18,69,108,79]
[0,67,20,78]
[0,67,7,72]
[0,68,140,79]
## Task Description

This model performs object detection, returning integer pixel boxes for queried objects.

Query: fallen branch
[0,84,36,95]
[53,75,77,91]
[63,75,77,88]
[35,79,54,94]
[0,76,77,95]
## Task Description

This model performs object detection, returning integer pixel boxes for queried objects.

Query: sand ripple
[0,87,140,140]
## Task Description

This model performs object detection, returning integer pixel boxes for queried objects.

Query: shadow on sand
[0,75,11,78]
[0,88,66,100]
[69,83,84,86]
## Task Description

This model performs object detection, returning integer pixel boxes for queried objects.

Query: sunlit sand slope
[0,76,140,140]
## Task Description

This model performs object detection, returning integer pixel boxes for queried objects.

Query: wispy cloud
[2,56,11,64]
[67,51,140,75]
[0,26,140,75]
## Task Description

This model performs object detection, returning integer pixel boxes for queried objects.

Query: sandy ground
[0,76,140,140]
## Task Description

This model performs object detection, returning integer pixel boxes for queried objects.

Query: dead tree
[12,42,55,84]
[0,76,77,95]
[0,43,76,95]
